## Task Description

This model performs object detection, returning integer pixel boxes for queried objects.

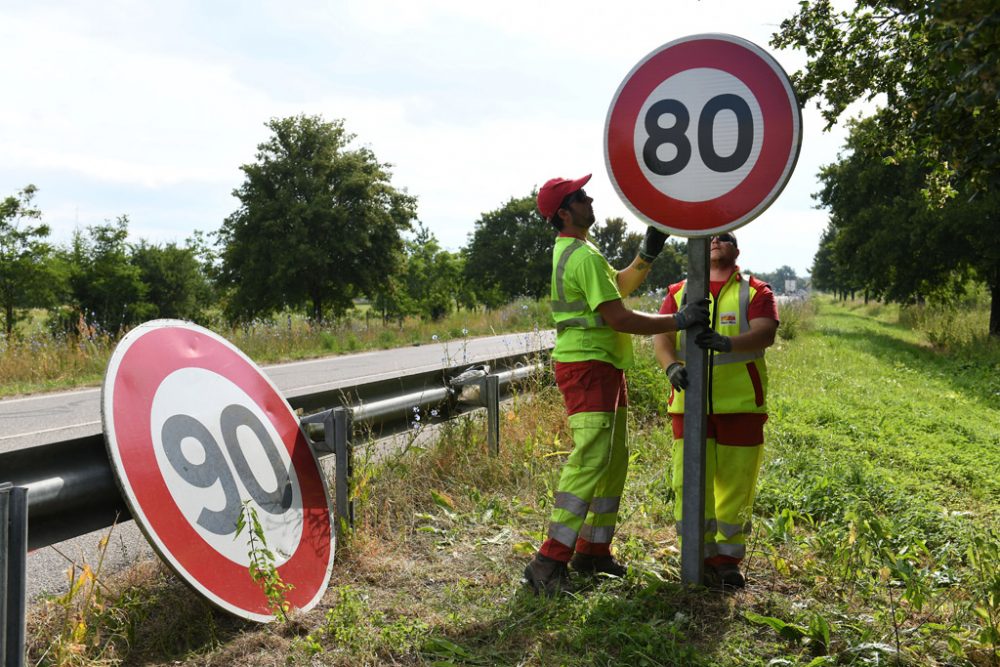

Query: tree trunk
[4,303,12,337]
[990,265,999,338]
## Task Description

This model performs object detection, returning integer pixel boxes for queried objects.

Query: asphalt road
[1,329,554,453]
[2,329,554,601]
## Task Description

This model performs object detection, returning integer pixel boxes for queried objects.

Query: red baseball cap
[537,174,591,221]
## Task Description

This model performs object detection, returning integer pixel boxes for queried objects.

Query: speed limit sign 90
[605,33,801,236]
[102,320,334,622]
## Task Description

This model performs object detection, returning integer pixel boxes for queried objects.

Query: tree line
[775,0,999,336]
[1,110,818,340]
[2,116,702,338]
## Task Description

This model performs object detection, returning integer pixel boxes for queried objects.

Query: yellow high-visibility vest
[668,272,767,415]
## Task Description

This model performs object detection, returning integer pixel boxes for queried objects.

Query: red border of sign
[604,34,801,235]
[103,322,333,621]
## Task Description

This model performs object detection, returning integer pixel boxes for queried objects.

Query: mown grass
[25,295,999,666]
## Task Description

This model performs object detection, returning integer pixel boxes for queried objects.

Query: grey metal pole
[3,485,27,667]
[680,237,710,586]
[483,375,500,456]
[330,407,355,534]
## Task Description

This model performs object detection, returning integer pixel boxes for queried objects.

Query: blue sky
[1,0,861,276]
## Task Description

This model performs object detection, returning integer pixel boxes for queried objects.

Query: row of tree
[775,0,999,335]
[3,116,718,337]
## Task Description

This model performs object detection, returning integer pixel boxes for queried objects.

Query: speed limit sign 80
[605,33,801,236]
[102,320,334,622]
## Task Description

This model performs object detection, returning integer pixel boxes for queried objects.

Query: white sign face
[634,69,764,202]
[605,33,802,236]
[102,320,334,623]
[149,367,304,566]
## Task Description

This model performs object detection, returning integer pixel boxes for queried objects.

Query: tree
[399,223,463,321]
[0,185,63,336]
[131,239,214,322]
[590,217,641,269]
[752,265,800,293]
[67,216,150,332]
[217,114,417,322]
[773,0,1000,334]
[646,239,687,292]
[813,115,995,307]
[463,194,553,308]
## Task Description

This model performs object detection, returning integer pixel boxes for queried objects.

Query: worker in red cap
[524,173,710,595]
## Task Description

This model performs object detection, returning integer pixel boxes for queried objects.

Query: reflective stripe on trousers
[670,436,763,563]
[540,407,628,560]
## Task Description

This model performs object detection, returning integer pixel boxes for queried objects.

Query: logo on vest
[720,312,738,327]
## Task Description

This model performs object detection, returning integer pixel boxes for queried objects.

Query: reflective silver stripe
[713,349,764,365]
[551,239,610,330]
[675,519,717,533]
[740,278,750,333]
[555,315,605,331]
[674,519,718,537]
[553,239,584,307]
[551,300,587,312]
[677,519,720,535]
[590,496,620,515]
[713,277,765,365]
[716,543,746,559]
[718,520,751,539]
[547,521,578,548]
[554,492,589,518]
[579,523,615,544]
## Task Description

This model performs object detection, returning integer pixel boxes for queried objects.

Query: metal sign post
[680,240,710,585]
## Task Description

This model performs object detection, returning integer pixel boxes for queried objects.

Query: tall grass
[21,299,1000,667]
[0,299,553,398]
[0,317,115,396]
[23,295,1000,666]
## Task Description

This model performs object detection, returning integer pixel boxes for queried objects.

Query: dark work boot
[523,554,570,596]
[570,553,627,577]
[715,563,746,589]
[704,562,745,591]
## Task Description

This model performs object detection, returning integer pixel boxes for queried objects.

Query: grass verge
[25,296,1000,666]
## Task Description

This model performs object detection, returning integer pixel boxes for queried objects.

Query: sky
[0,0,861,277]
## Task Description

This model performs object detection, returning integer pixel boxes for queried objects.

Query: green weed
[23,295,1000,666]
[234,502,295,622]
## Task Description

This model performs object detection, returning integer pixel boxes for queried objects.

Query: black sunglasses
[560,189,587,209]
[711,234,736,245]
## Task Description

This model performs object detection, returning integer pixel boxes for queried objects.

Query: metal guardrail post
[0,483,7,667]
[482,375,500,456]
[1,483,27,667]
[329,407,355,535]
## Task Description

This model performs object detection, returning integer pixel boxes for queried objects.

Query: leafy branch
[235,501,295,622]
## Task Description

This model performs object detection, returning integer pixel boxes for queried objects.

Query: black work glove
[665,362,689,391]
[674,297,710,330]
[638,226,669,262]
[695,329,733,352]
